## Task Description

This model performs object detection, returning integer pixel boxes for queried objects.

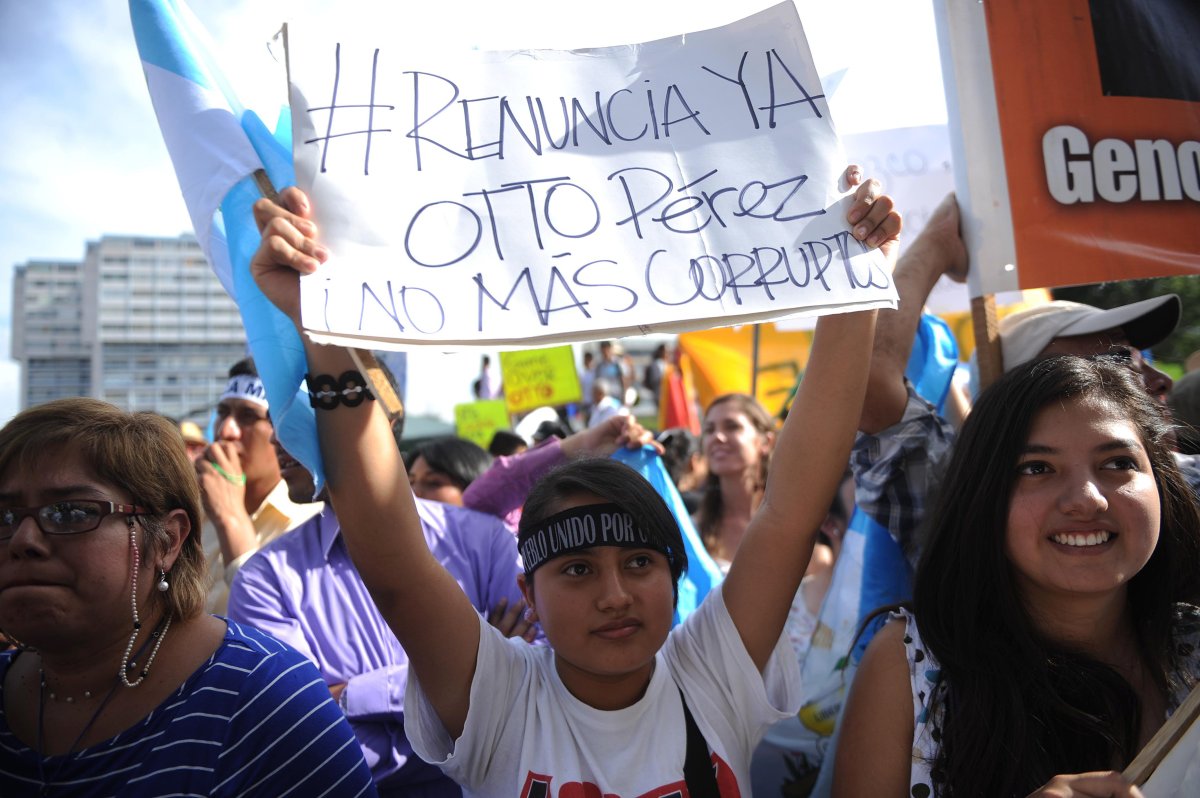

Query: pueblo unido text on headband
[517,502,673,576]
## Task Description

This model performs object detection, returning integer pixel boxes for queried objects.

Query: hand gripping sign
[285,2,896,350]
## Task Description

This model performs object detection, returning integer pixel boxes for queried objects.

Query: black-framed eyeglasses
[0,501,148,540]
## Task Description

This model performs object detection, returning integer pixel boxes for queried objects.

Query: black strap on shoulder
[680,687,721,798]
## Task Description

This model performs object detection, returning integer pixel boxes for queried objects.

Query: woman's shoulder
[856,614,924,689]
[221,615,299,647]
[861,611,946,726]
[863,610,924,662]
[213,617,326,675]
[189,618,333,705]
[179,619,373,791]
[891,610,936,666]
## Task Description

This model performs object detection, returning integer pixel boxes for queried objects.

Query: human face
[408,456,464,506]
[1041,329,1173,405]
[1005,397,1160,611]
[183,439,208,464]
[702,402,772,478]
[519,495,675,709]
[271,430,318,505]
[214,398,279,488]
[0,447,158,651]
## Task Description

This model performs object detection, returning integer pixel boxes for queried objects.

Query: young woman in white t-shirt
[248,166,900,796]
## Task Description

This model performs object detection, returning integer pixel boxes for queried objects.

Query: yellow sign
[454,399,510,449]
[499,346,583,415]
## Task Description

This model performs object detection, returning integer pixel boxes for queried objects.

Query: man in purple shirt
[227,436,531,797]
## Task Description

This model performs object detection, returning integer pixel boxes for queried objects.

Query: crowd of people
[0,166,1196,798]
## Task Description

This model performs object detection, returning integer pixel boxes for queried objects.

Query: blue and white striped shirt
[0,619,377,797]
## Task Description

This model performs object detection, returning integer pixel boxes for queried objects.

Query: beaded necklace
[33,616,169,796]
[31,514,172,793]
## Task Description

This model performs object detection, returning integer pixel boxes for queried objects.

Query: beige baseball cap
[999,295,1181,372]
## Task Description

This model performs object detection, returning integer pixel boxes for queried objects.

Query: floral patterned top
[898,605,1200,798]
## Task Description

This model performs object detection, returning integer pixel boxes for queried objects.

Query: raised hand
[250,187,329,324]
[844,165,903,261]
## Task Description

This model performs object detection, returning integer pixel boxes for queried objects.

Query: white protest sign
[285,2,895,349]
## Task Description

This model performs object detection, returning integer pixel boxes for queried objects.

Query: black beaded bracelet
[307,370,376,410]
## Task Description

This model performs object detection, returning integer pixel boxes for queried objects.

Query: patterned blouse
[898,605,1200,797]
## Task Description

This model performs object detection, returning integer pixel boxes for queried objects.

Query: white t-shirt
[406,585,801,797]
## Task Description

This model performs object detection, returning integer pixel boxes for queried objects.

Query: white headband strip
[220,375,268,409]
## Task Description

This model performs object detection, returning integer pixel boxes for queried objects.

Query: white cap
[999,295,1180,371]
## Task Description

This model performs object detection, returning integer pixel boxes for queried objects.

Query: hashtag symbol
[304,43,394,176]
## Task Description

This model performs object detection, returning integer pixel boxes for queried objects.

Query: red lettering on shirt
[517,753,740,798]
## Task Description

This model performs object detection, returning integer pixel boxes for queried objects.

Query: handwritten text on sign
[287,2,895,349]
[499,345,583,414]
[455,399,511,449]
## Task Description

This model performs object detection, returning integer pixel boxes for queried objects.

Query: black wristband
[307,370,375,410]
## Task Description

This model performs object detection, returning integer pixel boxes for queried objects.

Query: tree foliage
[1053,276,1200,366]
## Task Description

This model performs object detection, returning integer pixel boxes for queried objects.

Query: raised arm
[859,192,966,434]
[722,169,901,670]
[250,188,480,737]
[462,414,658,524]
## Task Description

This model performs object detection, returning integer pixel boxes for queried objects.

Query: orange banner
[678,297,1053,420]
[984,1,1200,288]
[678,324,813,419]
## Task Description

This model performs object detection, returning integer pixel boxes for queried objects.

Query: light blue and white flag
[129,0,325,492]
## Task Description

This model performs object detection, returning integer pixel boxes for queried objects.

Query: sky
[0,0,948,427]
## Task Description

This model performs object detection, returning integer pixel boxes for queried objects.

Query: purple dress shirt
[227,499,528,797]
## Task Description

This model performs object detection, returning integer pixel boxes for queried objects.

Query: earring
[156,569,170,592]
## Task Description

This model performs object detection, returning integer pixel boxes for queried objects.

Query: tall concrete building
[12,234,247,423]
[12,258,90,407]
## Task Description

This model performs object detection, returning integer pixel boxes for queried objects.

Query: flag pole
[971,293,1003,390]
[1123,680,1200,786]
[750,323,761,401]
[252,168,406,423]
[347,348,405,422]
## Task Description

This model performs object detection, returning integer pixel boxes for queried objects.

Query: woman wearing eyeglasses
[0,398,376,797]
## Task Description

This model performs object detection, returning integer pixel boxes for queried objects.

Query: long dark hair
[914,356,1200,796]
[696,393,775,554]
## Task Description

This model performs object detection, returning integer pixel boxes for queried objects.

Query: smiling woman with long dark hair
[835,356,1200,798]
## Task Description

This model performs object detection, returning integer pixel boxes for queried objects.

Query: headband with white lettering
[220,375,268,409]
[517,502,672,576]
